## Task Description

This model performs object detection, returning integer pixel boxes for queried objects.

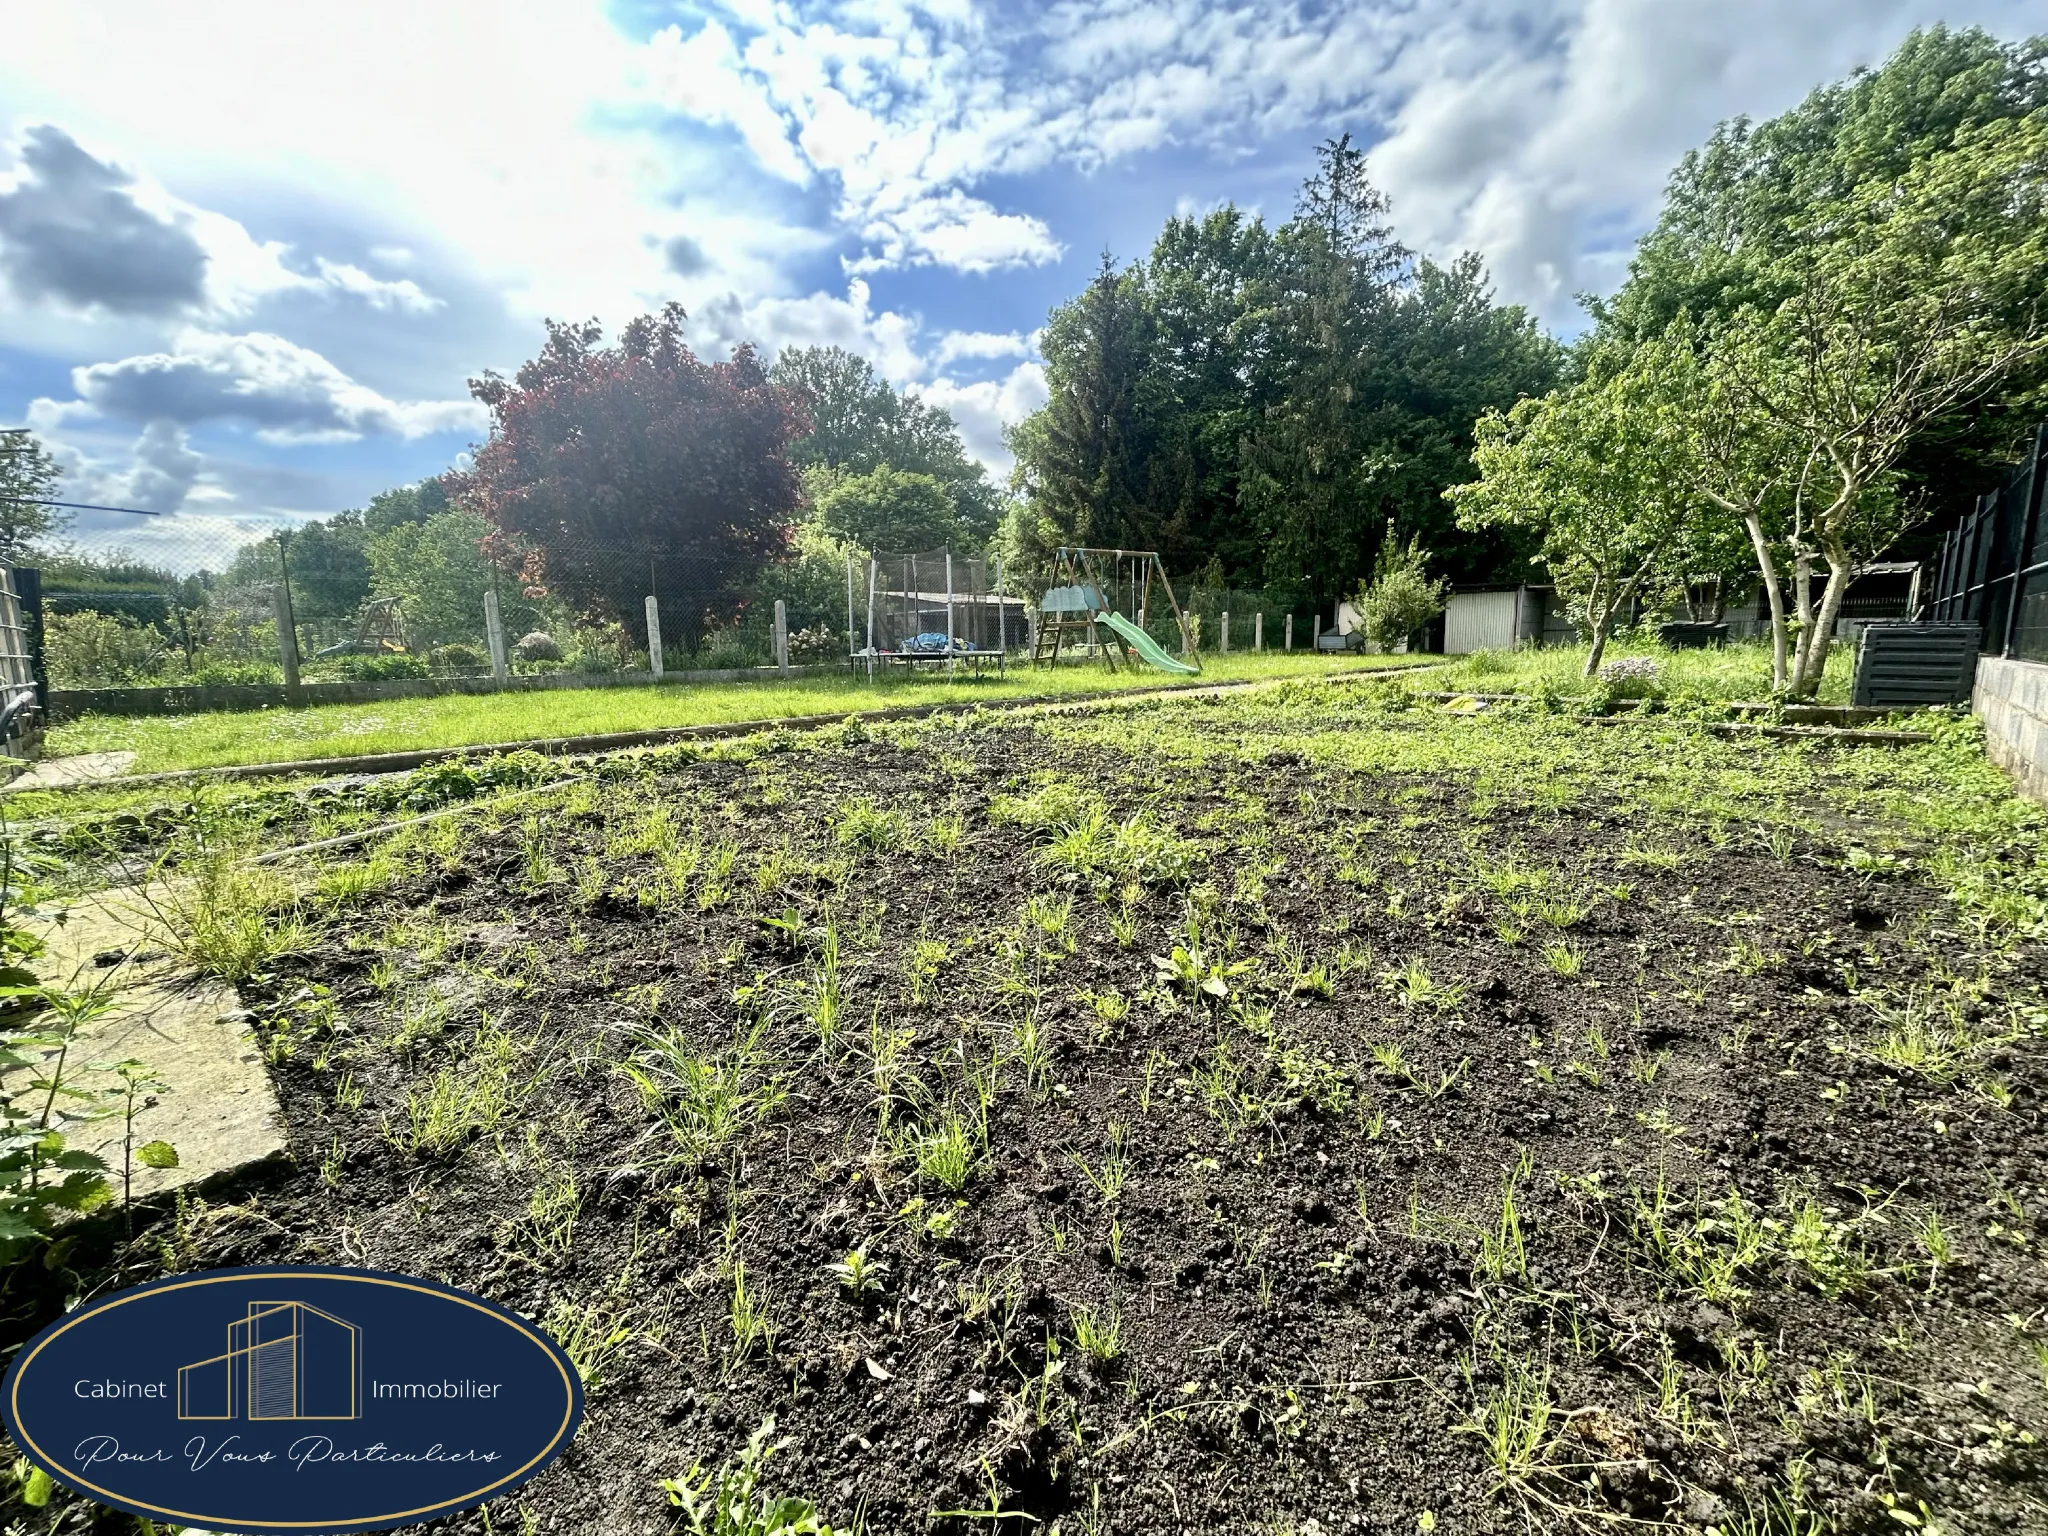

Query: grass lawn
[22,673,2042,1533]
[1422,637,1854,704]
[44,651,1414,775]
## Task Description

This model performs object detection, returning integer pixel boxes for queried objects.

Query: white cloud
[934,329,1032,367]
[692,278,929,386]
[1361,0,2034,324]
[915,362,1049,473]
[852,191,1061,274]
[57,328,484,443]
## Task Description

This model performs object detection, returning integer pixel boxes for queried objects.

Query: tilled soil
[23,688,2048,1533]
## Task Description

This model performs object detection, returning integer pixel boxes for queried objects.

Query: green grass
[45,652,1413,776]
[1425,640,1853,705]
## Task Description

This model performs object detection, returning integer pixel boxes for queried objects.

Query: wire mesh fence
[23,510,868,694]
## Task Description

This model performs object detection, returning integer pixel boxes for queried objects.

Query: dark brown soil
[18,692,2048,1534]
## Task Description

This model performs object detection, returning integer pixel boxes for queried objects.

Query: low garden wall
[1974,654,2048,804]
[47,663,840,721]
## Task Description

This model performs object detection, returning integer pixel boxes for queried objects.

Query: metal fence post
[483,589,509,682]
[645,594,664,678]
[945,549,956,676]
[845,555,856,665]
[774,599,790,676]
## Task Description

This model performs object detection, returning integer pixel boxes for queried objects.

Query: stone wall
[48,663,838,721]
[1974,655,2048,804]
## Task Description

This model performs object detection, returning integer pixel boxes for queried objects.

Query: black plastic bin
[1850,621,1980,708]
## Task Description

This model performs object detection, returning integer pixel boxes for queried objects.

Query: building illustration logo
[176,1300,361,1421]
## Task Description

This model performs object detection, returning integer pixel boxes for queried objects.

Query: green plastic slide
[1096,610,1199,674]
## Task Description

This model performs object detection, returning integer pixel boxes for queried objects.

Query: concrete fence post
[483,590,509,682]
[645,594,664,678]
[1284,613,1294,652]
[774,599,790,676]
[272,584,300,696]
[1220,610,1230,654]
[1254,612,1263,652]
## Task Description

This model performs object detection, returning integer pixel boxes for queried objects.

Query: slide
[1096,610,1200,674]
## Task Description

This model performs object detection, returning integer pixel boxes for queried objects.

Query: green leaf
[136,1140,180,1170]
[21,1466,52,1506]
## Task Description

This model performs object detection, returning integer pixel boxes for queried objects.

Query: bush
[430,643,487,672]
[787,624,840,664]
[335,652,432,680]
[1595,655,1663,700]
[44,611,170,688]
[1355,523,1449,652]
[513,631,563,663]
[185,662,280,688]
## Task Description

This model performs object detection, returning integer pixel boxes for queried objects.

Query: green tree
[0,432,69,559]
[1450,357,1730,674]
[1238,135,1407,607]
[771,345,1001,545]
[815,467,956,553]
[365,508,526,648]
[1353,522,1450,652]
[1006,253,1154,560]
[1670,109,2048,695]
[1591,24,2048,522]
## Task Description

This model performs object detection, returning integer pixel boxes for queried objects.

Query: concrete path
[16,887,285,1203]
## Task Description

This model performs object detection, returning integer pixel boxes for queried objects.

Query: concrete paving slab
[9,887,287,1202]
[9,751,137,789]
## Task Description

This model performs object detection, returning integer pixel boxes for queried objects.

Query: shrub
[430,643,487,672]
[44,611,169,688]
[1356,523,1449,651]
[513,631,563,663]
[185,661,281,688]
[1597,656,1663,699]
[787,624,840,664]
[335,652,432,680]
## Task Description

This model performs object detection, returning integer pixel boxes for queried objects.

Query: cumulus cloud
[934,330,1033,368]
[60,329,484,443]
[690,279,927,385]
[914,362,1050,474]
[0,123,208,315]
[851,191,1061,274]
[648,0,2030,313]
[0,124,446,320]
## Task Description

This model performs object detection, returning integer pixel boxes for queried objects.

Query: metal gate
[0,564,42,763]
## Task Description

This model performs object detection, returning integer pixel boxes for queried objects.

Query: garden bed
[17,680,2048,1534]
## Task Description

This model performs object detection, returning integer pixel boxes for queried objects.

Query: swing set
[1031,547,1199,674]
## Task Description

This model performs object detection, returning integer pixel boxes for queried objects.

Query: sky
[0,0,2041,567]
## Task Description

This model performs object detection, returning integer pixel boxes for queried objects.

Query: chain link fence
[24,509,867,696]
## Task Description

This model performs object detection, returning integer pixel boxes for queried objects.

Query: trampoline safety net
[855,550,1020,657]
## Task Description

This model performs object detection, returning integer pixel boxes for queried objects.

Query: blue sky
[0,0,2039,568]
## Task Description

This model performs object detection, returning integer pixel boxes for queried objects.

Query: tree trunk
[1791,548,1816,687]
[1741,511,1789,693]
[1793,549,1854,698]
